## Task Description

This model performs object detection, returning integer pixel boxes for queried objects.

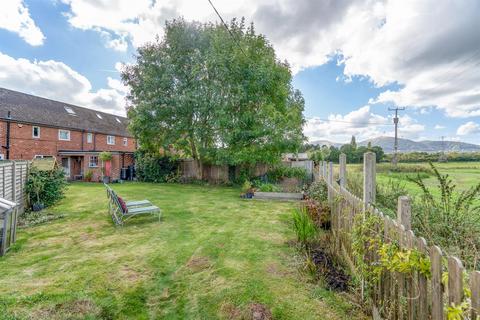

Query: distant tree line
[384,151,480,163]
[304,136,385,164]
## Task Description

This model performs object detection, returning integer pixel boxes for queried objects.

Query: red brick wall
[0,120,136,161]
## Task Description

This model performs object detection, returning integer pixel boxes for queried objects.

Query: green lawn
[347,161,480,196]
[0,183,361,319]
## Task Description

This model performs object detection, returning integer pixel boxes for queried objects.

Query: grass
[0,182,362,319]
[347,161,480,196]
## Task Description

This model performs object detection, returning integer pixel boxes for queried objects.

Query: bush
[135,151,179,183]
[267,166,308,182]
[409,163,480,269]
[84,170,93,182]
[25,167,67,210]
[257,183,281,192]
[306,181,328,202]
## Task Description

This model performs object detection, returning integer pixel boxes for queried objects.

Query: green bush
[306,181,328,202]
[409,163,480,269]
[257,183,281,192]
[135,151,179,183]
[25,167,67,209]
[267,166,308,182]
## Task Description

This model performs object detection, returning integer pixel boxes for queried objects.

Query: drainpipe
[6,111,11,160]
[81,130,84,151]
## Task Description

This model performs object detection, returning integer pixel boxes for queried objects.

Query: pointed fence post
[339,153,346,188]
[363,152,376,207]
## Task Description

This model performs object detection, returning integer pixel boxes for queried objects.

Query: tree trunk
[189,135,203,180]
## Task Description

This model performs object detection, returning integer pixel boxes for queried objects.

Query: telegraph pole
[389,107,405,165]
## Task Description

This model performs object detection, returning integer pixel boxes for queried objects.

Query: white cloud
[0,0,45,46]
[304,105,424,143]
[59,0,480,119]
[457,121,480,136]
[0,51,126,115]
[434,124,445,130]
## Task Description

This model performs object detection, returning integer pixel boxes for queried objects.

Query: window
[58,129,70,141]
[34,155,53,159]
[107,135,115,145]
[32,126,40,138]
[87,133,93,143]
[89,155,98,167]
[96,113,103,119]
[123,137,128,146]
[64,106,76,115]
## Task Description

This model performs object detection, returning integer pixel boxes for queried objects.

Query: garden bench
[104,184,161,226]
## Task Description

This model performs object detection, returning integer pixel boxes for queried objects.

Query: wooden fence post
[431,245,444,320]
[471,271,480,319]
[327,162,333,204]
[339,153,346,188]
[363,152,376,206]
[448,256,464,307]
[322,161,327,179]
[12,161,16,203]
[397,196,411,231]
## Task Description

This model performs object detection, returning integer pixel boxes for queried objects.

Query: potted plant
[84,170,93,182]
[241,180,255,199]
[30,174,45,211]
[99,151,113,183]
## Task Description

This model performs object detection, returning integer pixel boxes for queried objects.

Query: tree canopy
[122,18,305,166]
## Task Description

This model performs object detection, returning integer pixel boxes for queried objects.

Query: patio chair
[104,183,161,226]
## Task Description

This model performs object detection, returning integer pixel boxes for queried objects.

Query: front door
[104,160,111,177]
[61,157,70,178]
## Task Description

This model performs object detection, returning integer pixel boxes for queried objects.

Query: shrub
[84,170,93,182]
[135,151,179,183]
[241,180,252,193]
[267,166,308,182]
[306,180,328,202]
[292,207,317,251]
[25,167,67,210]
[408,162,480,269]
[257,183,281,192]
[99,151,113,161]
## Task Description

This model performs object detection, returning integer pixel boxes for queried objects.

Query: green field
[0,183,362,320]
[347,161,480,196]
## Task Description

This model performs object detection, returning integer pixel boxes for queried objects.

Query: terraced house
[0,88,136,181]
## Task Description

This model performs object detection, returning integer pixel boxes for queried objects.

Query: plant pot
[246,192,254,199]
[102,176,111,184]
[32,203,44,212]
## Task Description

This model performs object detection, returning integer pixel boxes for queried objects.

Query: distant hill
[311,136,480,153]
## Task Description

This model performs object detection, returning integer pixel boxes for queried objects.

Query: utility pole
[388,107,405,165]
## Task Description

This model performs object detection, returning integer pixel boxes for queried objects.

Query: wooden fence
[318,152,480,319]
[0,160,29,255]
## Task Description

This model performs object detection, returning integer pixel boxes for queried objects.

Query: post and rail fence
[318,152,480,319]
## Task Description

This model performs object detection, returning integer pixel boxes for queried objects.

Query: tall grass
[292,207,317,251]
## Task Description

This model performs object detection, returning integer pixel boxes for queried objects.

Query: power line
[311,118,394,126]
[206,0,247,56]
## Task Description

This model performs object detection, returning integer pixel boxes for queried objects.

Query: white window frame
[87,133,93,144]
[89,155,99,168]
[32,126,40,139]
[107,135,115,145]
[34,155,53,159]
[123,137,128,146]
[58,129,71,141]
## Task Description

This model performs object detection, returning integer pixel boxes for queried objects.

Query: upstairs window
[89,156,98,167]
[107,135,115,145]
[123,138,128,146]
[87,133,93,143]
[32,126,40,138]
[64,106,76,115]
[58,129,70,141]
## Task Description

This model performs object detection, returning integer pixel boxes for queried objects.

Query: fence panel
[318,153,480,319]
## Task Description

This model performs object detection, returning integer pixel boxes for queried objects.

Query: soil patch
[311,246,350,292]
[186,256,211,272]
[249,303,272,320]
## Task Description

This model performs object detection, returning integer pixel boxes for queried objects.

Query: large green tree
[122,18,305,167]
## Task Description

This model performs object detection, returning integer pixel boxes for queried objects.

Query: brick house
[0,88,136,181]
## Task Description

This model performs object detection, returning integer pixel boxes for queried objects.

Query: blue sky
[0,0,479,144]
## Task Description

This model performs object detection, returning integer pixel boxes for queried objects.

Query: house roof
[0,87,132,137]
